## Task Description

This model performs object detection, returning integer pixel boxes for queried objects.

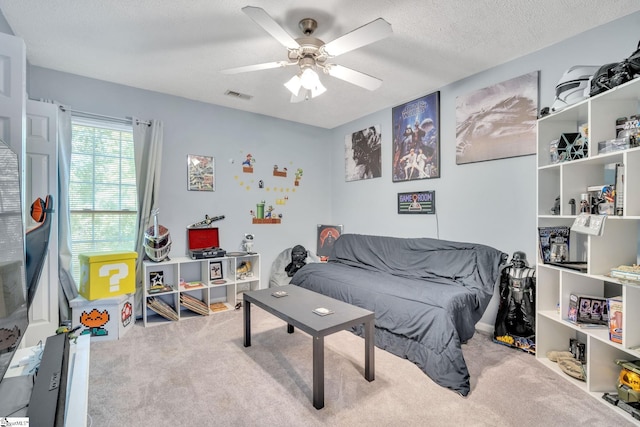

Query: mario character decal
[294,168,303,186]
[273,165,287,177]
[252,200,281,224]
[79,308,111,337]
[242,154,255,173]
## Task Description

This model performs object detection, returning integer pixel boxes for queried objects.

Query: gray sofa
[290,233,507,396]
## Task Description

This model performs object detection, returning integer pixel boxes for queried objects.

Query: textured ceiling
[1,0,640,129]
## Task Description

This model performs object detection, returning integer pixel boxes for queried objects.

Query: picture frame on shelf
[149,271,164,287]
[209,261,223,281]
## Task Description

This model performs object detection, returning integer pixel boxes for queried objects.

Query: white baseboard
[475,321,494,335]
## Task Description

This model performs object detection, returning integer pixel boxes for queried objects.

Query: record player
[187,215,226,259]
[190,246,226,259]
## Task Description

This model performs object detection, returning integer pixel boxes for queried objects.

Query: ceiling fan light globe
[300,68,320,90]
[311,81,327,97]
[284,75,302,96]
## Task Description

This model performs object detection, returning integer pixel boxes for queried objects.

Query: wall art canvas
[345,125,382,181]
[455,71,539,164]
[187,154,215,191]
[392,91,440,182]
[316,224,343,258]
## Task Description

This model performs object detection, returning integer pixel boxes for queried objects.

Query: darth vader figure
[494,251,536,348]
[285,245,307,277]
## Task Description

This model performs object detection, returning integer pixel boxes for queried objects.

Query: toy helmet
[551,65,600,112]
[144,209,171,262]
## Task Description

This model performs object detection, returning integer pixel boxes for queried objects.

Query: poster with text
[392,91,440,182]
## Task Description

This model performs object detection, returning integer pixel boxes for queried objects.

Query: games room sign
[397,191,436,214]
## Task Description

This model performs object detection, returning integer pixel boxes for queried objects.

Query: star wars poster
[392,91,440,182]
[455,71,538,164]
[345,125,382,181]
[316,224,343,258]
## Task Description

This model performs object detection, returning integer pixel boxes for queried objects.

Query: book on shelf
[148,284,173,294]
[147,297,179,321]
[538,226,570,264]
[209,302,228,312]
[180,281,205,290]
[615,162,624,216]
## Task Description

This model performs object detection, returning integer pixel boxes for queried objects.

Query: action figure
[285,245,308,277]
[494,251,536,350]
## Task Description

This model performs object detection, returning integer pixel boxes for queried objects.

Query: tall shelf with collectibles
[536,76,640,423]
[142,253,261,326]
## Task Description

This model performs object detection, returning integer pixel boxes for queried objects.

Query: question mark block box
[78,251,138,300]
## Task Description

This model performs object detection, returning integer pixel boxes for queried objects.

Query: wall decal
[251,200,282,224]
[242,153,255,173]
[273,165,288,177]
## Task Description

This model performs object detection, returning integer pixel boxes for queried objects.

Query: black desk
[243,284,375,409]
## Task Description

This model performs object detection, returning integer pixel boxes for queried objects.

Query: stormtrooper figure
[242,233,255,253]
[494,251,536,341]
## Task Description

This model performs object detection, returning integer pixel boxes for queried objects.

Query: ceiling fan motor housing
[299,18,317,36]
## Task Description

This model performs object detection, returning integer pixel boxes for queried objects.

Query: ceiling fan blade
[242,6,300,50]
[322,18,392,57]
[221,61,294,74]
[326,64,382,91]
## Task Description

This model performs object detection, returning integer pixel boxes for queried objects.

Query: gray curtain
[133,119,164,317]
[56,105,78,321]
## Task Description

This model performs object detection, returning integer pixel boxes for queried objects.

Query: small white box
[70,293,135,342]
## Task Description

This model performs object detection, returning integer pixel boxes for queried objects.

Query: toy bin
[78,251,137,300]
[69,293,135,342]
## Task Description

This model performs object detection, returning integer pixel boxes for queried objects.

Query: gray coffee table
[243,284,375,409]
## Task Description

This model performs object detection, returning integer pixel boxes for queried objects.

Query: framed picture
[187,154,215,191]
[345,125,382,181]
[149,271,164,287]
[455,71,539,164]
[317,224,343,258]
[209,261,223,281]
[397,191,436,214]
[392,91,440,181]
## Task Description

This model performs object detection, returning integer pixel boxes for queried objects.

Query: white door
[24,100,59,345]
[0,32,26,191]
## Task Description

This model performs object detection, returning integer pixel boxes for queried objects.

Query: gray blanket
[290,234,506,396]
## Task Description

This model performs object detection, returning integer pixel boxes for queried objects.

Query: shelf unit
[142,253,261,327]
[536,78,640,423]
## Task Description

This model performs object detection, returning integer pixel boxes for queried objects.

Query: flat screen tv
[0,137,30,413]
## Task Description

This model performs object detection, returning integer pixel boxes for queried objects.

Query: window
[69,117,137,284]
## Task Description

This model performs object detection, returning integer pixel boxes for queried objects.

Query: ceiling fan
[221,6,393,103]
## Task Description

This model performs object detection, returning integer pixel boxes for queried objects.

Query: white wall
[27,68,332,281]
[20,10,640,330]
[329,12,640,327]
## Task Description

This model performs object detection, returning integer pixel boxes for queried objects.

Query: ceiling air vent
[225,90,253,101]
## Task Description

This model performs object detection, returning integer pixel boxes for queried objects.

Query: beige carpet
[87,307,633,426]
